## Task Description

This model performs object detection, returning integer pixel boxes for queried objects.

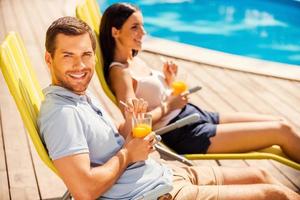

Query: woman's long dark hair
[99,3,139,83]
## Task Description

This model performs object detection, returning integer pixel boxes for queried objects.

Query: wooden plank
[272,161,300,191]
[271,79,300,102]
[189,63,260,112]
[0,72,40,200]
[291,80,300,89]
[0,108,10,200]
[227,70,300,130]
[249,75,300,113]
[217,159,249,168]
[246,160,299,192]
[10,0,36,45]
[179,61,239,113]
[27,139,67,199]
[14,0,50,88]
[245,74,300,130]
[32,0,57,32]
[207,67,277,114]
[1,0,16,33]
[0,0,6,42]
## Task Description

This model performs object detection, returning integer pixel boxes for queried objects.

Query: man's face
[45,33,95,95]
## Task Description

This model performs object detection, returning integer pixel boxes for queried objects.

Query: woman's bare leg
[207,121,300,162]
[219,112,283,124]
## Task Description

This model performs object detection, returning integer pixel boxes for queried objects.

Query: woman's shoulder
[109,61,128,69]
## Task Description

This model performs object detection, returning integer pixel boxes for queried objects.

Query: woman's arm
[109,67,168,125]
[110,66,187,130]
[110,67,187,127]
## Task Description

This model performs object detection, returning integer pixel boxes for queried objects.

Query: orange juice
[171,81,187,95]
[132,123,152,138]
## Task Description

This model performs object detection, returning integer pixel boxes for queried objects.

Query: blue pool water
[99,0,300,66]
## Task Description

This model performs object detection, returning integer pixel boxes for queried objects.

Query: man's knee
[262,185,289,200]
[247,167,274,184]
[255,168,275,184]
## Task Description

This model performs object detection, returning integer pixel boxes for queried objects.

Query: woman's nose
[142,26,147,35]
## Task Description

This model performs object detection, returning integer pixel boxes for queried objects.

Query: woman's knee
[277,120,295,138]
[279,119,293,131]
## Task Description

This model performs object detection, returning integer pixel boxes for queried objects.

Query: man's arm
[53,133,156,200]
[53,149,129,200]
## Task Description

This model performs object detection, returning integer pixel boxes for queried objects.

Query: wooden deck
[0,0,299,199]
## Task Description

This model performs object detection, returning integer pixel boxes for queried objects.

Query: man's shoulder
[38,95,79,124]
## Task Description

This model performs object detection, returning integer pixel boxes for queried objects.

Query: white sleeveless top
[109,62,180,129]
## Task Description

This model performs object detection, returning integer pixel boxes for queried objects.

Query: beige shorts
[159,164,224,200]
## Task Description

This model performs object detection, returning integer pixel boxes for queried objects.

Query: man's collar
[43,85,89,102]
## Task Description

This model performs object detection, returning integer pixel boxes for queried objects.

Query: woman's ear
[111,27,119,38]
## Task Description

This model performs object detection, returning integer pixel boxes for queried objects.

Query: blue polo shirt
[37,86,173,200]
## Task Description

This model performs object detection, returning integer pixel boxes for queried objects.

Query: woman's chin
[134,43,142,50]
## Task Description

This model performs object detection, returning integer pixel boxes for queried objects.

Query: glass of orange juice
[132,114,152,138]
[171,73,188,95]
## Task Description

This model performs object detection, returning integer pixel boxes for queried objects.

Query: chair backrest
[0,32,59,175]
[76,0,117,104]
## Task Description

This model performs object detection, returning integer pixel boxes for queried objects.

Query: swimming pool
[99,0,300,66]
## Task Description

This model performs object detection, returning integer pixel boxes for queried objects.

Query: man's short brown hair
[45,16,96,56]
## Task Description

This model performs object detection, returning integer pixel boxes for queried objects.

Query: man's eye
[64,54,71,58]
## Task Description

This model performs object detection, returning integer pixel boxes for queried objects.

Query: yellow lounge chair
[0,32,71,199]
[76,0,300,171]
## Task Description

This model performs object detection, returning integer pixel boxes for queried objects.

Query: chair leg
[61,190,72,200]
[155,144,194,166]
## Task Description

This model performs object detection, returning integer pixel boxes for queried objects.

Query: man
[38,16,300,200]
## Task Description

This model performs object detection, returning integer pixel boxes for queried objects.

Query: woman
[99,3,300,163]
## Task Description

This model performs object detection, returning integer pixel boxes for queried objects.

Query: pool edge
[143,36,300,82]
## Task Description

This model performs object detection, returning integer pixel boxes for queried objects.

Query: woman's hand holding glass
[171,72,188,96]
[162,58,188,96]
[165,93,189,113]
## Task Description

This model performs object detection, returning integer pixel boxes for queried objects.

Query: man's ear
[45,51,52,68]
[111,27,119,38]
